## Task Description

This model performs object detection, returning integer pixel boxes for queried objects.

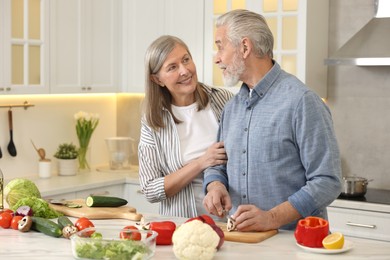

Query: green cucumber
[86,195,128,207]
[57,216,74,229]
[31,217,63,238]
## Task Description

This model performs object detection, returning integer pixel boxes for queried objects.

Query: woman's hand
[197,141,227,169]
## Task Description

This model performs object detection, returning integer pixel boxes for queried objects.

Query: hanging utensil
[7,109,17,157]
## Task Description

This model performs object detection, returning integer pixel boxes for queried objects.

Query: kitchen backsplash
[0,94,118,179]
[327,0,390,189]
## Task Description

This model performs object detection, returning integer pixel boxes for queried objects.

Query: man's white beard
[222,53,245,87]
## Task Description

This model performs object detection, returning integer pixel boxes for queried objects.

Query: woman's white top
[138,84,234,218]
[172,103,219,215]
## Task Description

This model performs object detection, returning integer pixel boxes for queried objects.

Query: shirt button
[244,128,248,132]
[243,195,247,199]
[259,92,264,97]
[242,172,246,176]
[242,149,246,154]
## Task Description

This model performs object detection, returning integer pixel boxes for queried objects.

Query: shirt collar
[238,60,281,99]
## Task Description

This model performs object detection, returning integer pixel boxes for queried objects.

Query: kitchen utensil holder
[0,101,35,110]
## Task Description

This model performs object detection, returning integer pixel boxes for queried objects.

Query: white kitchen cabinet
[124,183,159,214]
[0,0,50,94]
[204,0,328,98]
[50,0,121,94]
[122,0,205,93]
[327,206,390,242]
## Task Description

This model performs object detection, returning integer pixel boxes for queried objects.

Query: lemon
[322,232,344,249]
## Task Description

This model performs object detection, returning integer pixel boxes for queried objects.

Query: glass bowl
[70,227,157,260]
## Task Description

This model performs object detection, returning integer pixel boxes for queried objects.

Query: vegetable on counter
[18,216,33,232]
[185,214,224,250]
[149,221,176,245]
[57,216,77,239]
[4,178,41,208]
[85,195,128,207]
[31,217,63,238]
[0,211,13,228]
[74,237,151,260]
[11,197,62,219]
[75,217,94,232]
[10,215,23,230]
[120,225,141,241]
[172,219,221,260]
[294,216,329,248]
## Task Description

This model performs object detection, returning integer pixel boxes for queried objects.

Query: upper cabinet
[122,0,205,93]
[50,0,121,94]
[0,0,50,95]
[204,0,328,98]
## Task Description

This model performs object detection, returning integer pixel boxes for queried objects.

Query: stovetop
[338,188,390,205]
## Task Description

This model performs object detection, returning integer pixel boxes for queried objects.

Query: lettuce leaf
[11,196,62,219]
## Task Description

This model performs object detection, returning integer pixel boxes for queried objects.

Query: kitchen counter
[1,214,390,260]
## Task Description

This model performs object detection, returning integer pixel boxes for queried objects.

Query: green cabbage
[4,178,41,208]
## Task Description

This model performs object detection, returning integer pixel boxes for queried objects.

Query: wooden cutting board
[49,199,143,221]
[215,222,278,243]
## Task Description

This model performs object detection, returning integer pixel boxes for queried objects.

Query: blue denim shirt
[204,62,342,230]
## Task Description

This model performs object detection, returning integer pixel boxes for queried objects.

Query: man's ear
[241,37,251,58]
[151,75,164,87]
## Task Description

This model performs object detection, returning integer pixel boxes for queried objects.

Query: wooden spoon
[31,139,46,160]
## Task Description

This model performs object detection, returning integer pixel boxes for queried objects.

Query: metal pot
[340,176,372,197]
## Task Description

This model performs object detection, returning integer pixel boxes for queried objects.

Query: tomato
[0,209,14,215]
[75,217,94,231]
[120,225,141,241]
[11,215,23,230]
[0,212,13,229]
[294,216,329,248]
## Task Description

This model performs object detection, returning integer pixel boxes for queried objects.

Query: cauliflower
[172,220,220,260]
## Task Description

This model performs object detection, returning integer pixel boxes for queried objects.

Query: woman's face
[153,44,198,106]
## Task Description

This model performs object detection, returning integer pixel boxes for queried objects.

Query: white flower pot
[57,158,78,176]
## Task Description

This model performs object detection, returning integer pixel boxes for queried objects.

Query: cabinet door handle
[346,222,376,229]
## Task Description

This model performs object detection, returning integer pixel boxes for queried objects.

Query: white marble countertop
[1,214,390,260]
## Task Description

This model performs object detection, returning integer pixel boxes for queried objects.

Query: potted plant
[54,143,79,176]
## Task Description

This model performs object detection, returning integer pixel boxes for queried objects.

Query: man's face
[214,26,245,87]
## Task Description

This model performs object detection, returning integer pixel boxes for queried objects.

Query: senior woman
[138,35,233,218]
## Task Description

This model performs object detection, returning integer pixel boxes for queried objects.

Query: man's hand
[203,181,232,217]
[231,202,301,231]
[231,205,275,232]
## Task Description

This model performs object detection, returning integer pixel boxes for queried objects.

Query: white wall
[0,94,117,179]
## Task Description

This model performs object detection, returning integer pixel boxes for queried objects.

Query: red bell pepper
[294,216,329,248]
[149,221,176,245]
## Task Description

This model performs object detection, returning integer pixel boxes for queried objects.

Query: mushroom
[18,216,33,232]
[226,216,236,232]
[62,225,78,239]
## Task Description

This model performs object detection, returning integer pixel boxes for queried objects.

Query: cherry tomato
[11,215,23,230]
[0,212,13,229]
[75,217,94,231]
[120,225,141,241]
